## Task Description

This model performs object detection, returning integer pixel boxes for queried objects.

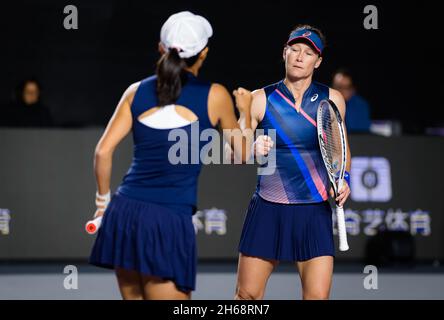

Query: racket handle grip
[336,206,349,251]
[85,216,103,235]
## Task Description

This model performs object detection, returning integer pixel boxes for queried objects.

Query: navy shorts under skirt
[239,193,335,262]
[89,192,196,293]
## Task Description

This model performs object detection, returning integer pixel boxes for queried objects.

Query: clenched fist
[233,87,252,114]
[254,135,274,157]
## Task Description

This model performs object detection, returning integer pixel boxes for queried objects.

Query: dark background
[1,0,442,132]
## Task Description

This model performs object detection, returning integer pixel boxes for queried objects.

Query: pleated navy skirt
[89,192,196,293]
[239,192,335,262]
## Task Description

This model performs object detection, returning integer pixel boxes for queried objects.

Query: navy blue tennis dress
[89,72,214,292]
[239,80,335,262]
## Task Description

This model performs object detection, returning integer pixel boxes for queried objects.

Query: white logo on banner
[0,209,11,235]
[332,208,431,236]
[193,208,227,235]
[410,209,431,236]
[350,157,392,202]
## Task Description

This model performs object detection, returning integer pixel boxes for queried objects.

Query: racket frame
[317,98,349,251]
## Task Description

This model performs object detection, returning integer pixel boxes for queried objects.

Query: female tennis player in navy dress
[235,25,352,300]
[89,11,252,300]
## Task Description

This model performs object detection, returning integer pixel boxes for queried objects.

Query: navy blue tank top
[256,80,331,204]
[116,72,214,212]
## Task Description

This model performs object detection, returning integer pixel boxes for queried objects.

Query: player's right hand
[93,190,111,218]
[254,135,274,156]
[329,187,335,198]
[93,209,105,218]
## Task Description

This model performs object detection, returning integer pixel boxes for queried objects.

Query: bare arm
[238,89,273,158]
[94,82,139,198]
[208,83,253,163]
[239,88,266,132]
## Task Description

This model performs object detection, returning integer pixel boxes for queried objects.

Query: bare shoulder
[329,87,346,117]
[209,83,231,100]
[207,83,235,126]
[123,81,141,106]
[251,88,266,121]
[127,81,141,93]
[251,88,266,103]
[208,83,234,110]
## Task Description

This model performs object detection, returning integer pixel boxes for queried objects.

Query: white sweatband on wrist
[95,190,111,212]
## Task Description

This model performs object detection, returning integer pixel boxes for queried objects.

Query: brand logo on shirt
[311,94,318,102]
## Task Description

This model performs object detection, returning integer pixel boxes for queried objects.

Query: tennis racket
[85,216,102,235]
[317,98,349,252]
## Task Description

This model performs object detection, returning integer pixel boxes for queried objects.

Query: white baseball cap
[160,11,213,59]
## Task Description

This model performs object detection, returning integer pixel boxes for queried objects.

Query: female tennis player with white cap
[235,25,351,300]
[88,11,253,300]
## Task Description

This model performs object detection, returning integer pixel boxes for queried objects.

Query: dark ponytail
[156,48,202,106]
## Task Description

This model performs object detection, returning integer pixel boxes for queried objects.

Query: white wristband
[95,190,111,212]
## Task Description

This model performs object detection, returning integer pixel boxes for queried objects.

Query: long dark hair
[156,48,201,106]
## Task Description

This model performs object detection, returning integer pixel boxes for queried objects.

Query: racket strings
[320,107,344,178]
